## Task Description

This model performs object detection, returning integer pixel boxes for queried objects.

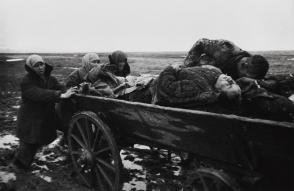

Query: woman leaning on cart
[11,54,77,171]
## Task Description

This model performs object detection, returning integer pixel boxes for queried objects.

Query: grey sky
[0,0,293,52]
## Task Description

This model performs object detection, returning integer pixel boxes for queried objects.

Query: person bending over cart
[183,38,294,103]
[182,38,269,80]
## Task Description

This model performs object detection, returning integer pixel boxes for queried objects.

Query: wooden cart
[58,94,294,191]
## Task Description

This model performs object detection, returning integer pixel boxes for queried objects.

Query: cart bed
[69,94,294,171]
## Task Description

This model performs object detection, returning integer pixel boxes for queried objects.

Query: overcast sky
[0,0,293,52]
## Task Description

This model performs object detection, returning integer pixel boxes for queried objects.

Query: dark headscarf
[104,50,130,77]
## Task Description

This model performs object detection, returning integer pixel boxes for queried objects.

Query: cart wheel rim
[68,111,120,191]
[184,168,240,191]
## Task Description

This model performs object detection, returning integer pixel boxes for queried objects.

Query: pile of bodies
[66,39,294,122]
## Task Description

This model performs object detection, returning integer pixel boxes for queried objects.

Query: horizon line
[1,49,294,54]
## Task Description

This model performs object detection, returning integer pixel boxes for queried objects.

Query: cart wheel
[68,111,121,191]
[184,168,240,191]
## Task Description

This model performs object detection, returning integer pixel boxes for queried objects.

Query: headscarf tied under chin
[25,54,44,69]
[82,53,100,73]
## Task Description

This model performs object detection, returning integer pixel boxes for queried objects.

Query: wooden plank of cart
[58,94,294,191]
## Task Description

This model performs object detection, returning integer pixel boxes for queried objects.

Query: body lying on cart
[58,94,294,191]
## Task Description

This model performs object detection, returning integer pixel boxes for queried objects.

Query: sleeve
[183,38,209,67]
[65,70,81,88]
[21,79,62,103]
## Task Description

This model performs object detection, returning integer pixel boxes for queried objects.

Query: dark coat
[236,77,294,122]
[258,73,294,97]
[153,66,222,107]
[183,38,251,79]
[17,64,65,145]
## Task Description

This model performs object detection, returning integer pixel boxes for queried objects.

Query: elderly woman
[152,65,241,113]
[12,55,76,171]
[65,52,101,87]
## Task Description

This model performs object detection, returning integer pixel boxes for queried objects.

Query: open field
[1,50,294,93]
[0,51,294,190]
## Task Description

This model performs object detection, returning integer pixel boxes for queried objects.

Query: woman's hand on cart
[61,87,78,98]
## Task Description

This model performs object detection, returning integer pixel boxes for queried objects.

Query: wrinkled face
[237,57,256,78]
[215,74,241,99]
[32,62,46,76]
[89,59,100,68]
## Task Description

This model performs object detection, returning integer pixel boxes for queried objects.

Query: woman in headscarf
[65,52,101,87]
[12,55,76,171]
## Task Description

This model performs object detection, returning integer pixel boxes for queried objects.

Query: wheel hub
[81,149,95,165]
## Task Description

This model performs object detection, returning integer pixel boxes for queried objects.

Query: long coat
[17,64,65,145]
[183,38,251,79]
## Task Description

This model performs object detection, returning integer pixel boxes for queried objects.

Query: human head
[26,54,46,76]
[82,53,100,73]
[215,74,241,101]
[237,55,269,79]
[108,50,130,77]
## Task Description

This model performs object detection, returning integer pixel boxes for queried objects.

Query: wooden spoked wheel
[184,168,239,191]
[68,111,121,191]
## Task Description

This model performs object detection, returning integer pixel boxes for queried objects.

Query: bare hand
[60,87,77,99]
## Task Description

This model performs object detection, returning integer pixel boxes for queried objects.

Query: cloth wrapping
[80,71,157,99]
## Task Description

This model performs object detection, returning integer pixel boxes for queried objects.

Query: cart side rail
[72,94,294,169]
